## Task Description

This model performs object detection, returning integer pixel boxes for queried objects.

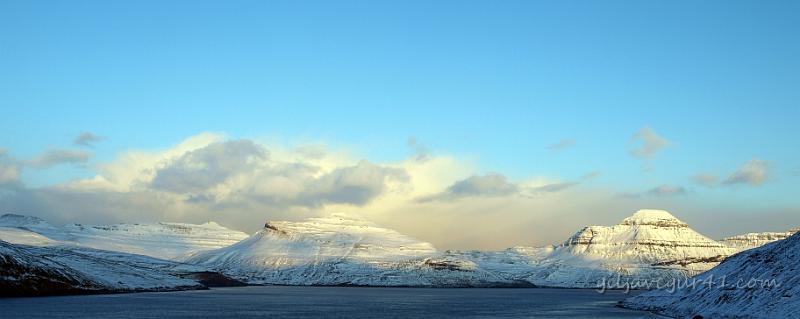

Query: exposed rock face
[623,232,800,319]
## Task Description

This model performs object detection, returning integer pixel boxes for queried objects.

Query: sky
[1,1,799,249]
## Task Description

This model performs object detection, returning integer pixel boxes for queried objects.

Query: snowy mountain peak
[620,209,687,227]
[559,209,732,267]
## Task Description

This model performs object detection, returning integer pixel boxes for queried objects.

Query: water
[0,286,663,318]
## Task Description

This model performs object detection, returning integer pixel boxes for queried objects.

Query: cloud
[0,149,20,185]
[419,174,518,201]
[646,185,687,197]
[723,159,770,186]
[148,139,407,207]
[548,139,576,152]
[74,132,106,147]
[532,182,579,193]
[618,184,687,198]
[690,173,718,187]
[529,171,599,194]
[629,127,669,159]
[150,140,268,194]
[25,149,92,169]
[7,132,793,251]
[307,161,408,206]
[0,134,414,234]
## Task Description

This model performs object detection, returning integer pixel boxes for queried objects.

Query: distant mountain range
[1,210,797,297]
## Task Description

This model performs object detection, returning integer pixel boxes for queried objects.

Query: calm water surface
[0,286,664,318]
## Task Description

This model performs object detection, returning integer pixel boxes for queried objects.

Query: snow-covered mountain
[3,209,789,293]
[623,232,800,319]
[0,239,205,296]
[185,213,521,287]
[450,209,737,288]
[0,213,248,296]
[0,213,249,260]
[720,227,799,252]
[186,210,741,288]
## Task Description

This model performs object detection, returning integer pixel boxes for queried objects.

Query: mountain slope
[720,227,799,252]
[451,210,736,288]
[0,240,204,296]
[623,232,800,318]
[0,214,248,296]
[185,214,522,287]
[0,213,249,260]
[186,210,739,288]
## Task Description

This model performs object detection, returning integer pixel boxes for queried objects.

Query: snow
[185,214,515,286]
[621,209,689,227]
[187,210,741,288]
[0,213,249,260]
[4,209,794,293]
[720,228,798,252]
[1,240,204,294]
[623,232,800,318]
[0,213,247,295]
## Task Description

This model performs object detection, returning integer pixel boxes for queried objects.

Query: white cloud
[5,132,788,250]
[0,133,413,233]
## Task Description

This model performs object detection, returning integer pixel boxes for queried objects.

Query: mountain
[0,213,249,260]
[623,232,800,319]
[452,209,737,288]
[186,210,739,288]
[0,239,205,296]
[0,213,248,296]
[3,210,787,292]
[184,213,523,287]
[720,227,800,252]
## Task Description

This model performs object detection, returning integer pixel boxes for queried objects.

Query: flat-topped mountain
[185,213,515,287]
[559,209,733,268]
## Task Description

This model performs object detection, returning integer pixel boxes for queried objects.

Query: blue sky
[0,1,798,247]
